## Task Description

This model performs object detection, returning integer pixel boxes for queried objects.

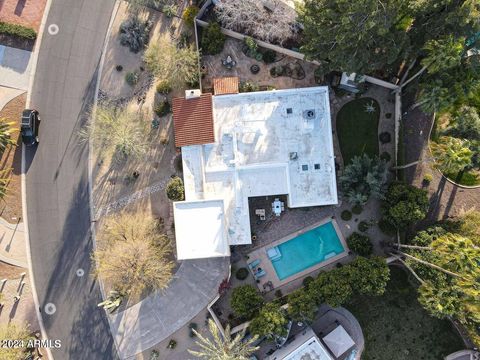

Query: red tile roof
[172,93,215,147]
[213,77,239,95]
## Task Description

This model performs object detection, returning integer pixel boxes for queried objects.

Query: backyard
[336,97,380,165]
[345,266,464,360]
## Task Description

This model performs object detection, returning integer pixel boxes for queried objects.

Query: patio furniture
[250,64,260,74]
[255,209,266,221]
[254,268,266,279]
[222,55,236,69]
[248,259,261,270]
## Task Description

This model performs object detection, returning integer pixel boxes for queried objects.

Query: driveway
[0,45,33,90]
[25,0,117,359]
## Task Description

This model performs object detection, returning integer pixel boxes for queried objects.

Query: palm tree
[188,319,259,360]
[0,118,17,151]
[430,136,472,175]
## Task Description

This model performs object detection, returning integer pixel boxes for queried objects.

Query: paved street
[25,0,117,359]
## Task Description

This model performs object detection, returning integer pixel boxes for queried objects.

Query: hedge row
[0,22,37,40]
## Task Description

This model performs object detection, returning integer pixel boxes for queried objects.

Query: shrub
[347,232,373,256]
[154,101,171,117]
[379,132,391,144]
[380,151,391,162]
[125,71,139,86]
[351,204,363,215]
[119,17,152,53]
[201,22,225,55]
[235,267,249,280]
[385,113,392,119]
[262,50,276,64]
[244,36,258,52]
[275,289,283,298]
[378,218,396,236]
[0,21,36,40]
[182,6,199,27]
[167,339,176,349]
[239,81,260,93]
[165,177,185,201]
[358,221,369,232]
[302,276,314,288]
[116,65,123,72]
[423,173,433,185]
[156,80,172,94]
[341,210,352,221]
[250,302,288,339]
[231,285,263,319]
[162,4,178,18]
[383,182,429,229]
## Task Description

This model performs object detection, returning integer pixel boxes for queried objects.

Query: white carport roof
[173,200,230,260]
[322,325,355,358]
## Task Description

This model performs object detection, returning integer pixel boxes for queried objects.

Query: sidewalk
[0,45,34,90]
[0,217,27,268]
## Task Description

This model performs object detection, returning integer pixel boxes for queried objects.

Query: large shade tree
[189,319,259,360]
[298,0,409,74]
[250,302,288,339]
[93,212,174,297]
[230,285,263,319]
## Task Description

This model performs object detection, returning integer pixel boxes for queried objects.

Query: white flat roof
[181,87,337,246]
[173,200,230,260]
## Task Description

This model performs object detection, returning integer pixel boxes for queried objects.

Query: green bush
[231,285,263,319]
[125,71,139,86]
[235,267,249,280]
[347,232,373,256]
[358,221,369,232]
[423,173,433,185]
[116,65,123,72]
[119,17,152,53]
[165,177,185,201]
[380,151,391,162]
[378,218,396,236]
[239,81,260,93]
[302,276,314,288]
[0,21,36,40]
[341,210,352,221]
[351,204,363,215]
[154,101,171,117]
[244,36,258,52]
[201,22,225,55]
[156,80,172,94]
[182,6,199,27]
[379,132,391,144]
[262,50,276,64]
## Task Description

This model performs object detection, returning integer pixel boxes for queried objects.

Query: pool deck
[247,218,349,290]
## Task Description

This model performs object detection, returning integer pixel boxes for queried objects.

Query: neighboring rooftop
[172,92,214,147]
[175,86,337,254]
[267,327,333,360]
[213,76,239,95]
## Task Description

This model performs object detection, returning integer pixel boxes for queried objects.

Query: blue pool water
[269,221,345,281]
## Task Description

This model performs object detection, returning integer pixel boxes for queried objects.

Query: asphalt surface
[25,0,117,359]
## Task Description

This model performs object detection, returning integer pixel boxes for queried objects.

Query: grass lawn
[336,97,380,164]
[345,267,464,360]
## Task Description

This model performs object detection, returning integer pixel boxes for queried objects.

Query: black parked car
[21,109,40,146]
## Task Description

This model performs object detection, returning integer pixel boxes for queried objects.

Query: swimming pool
[268,221,345,281]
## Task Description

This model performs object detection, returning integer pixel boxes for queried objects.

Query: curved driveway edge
[109,257,229,359]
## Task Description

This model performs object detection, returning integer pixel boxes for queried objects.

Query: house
[172,84,338,260]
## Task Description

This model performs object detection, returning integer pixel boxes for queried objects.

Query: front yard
[345,266,464,360]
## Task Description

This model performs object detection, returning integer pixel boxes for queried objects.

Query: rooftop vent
[286,108,293,115]
[185,89,201,100]
[289,152,298,160]
[303,109,315,120]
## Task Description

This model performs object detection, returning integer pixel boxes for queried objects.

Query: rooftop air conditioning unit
[289,152,298,160]
[303,109,316,120]
[185,89,201,100]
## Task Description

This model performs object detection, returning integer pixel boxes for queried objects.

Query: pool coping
[247,217,350,290]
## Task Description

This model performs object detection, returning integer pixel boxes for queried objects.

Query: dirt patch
[0,260,25,279]
[0,0,47,32]
[0,93,25,223]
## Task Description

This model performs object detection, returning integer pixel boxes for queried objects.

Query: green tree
[340,154,388,205]
[431,136,472,175]
[189,319,259,360]
[452,106,480,141]
[93,212,174,296]
[165,176,185,201]
[0,118,17,151]
[201,22,225,55]
[383,182,429,229]
[298,0,408,74]
[144,34,199,87]
[250,302,288,339]
[348,256,390,296]
[311,269,353,308]
[287,289,317,323]
[230,285,263,319]
[346,232,373,257]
